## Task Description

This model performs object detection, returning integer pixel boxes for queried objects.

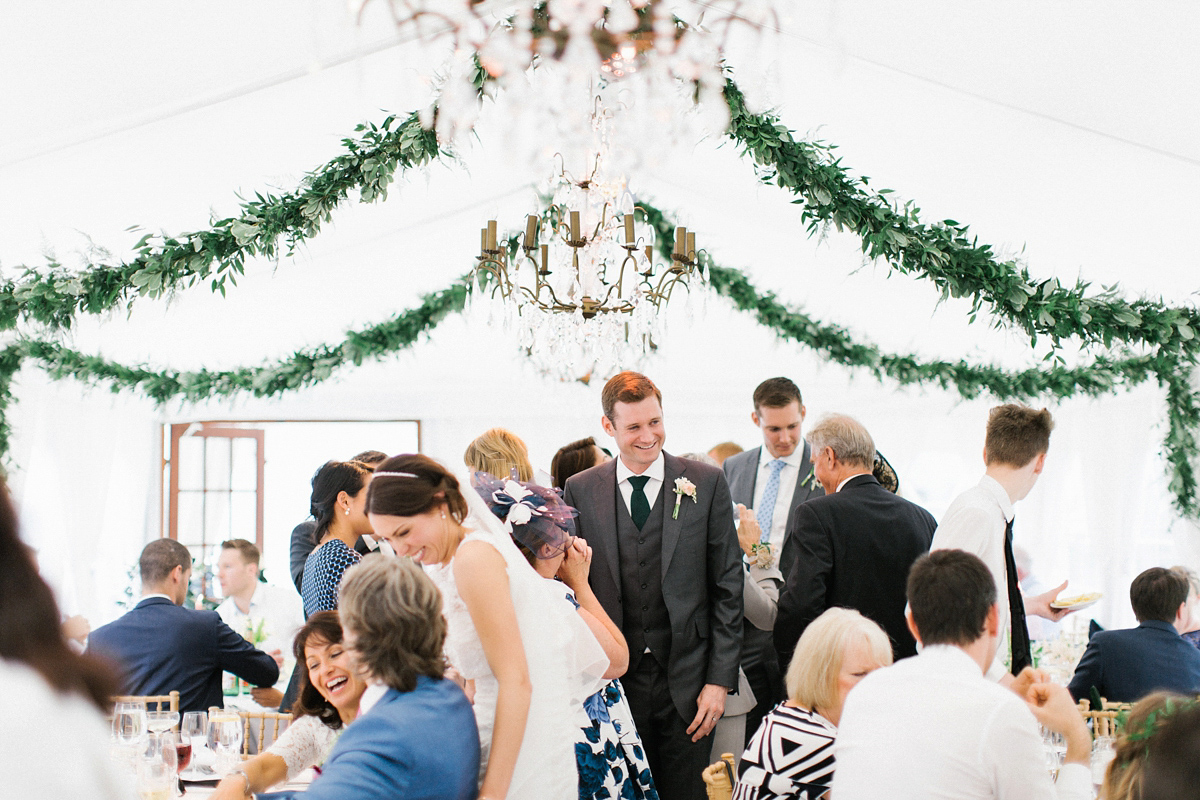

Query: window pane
[205,438,231,491]
[178,436,204,491]
[231,437,258,491]
[177,491,203,546]
[230,492,258,544]
[205,492,231,544]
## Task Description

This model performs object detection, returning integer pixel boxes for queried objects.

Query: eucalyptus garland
[636,199,1200,515]
[0,113,442,331]
[14,278,469,404]
[721,79,1200,355]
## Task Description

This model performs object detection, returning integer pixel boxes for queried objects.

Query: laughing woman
[210,612,368,800]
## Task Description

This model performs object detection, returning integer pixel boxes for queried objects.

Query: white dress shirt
[358,681,389,716]
[831,645,1090,800]
[616,453,665,515]
[930,475,1014,681]
[835,471,871,493]
[750,447,804,551]
[217,583,304,689]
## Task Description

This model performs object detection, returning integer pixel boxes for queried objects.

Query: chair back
[114,691,179,712]
[702,752,737,800]
[239,711,293,756]
[1077,699,1126,739]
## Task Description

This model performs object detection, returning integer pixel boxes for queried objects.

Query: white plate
[1050,592,1102,611]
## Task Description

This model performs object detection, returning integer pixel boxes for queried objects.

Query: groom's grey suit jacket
[564,452,744,722]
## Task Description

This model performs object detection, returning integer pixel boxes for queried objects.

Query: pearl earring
[441,510,446,519]
[344,508,350,516]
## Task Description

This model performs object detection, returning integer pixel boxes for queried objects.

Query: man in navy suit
[88,539,279,713]
[774,414,936,666]
[1069,567,1200,703]
[260,556,479,800]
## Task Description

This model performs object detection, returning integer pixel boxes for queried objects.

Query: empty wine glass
[207,712,243,774]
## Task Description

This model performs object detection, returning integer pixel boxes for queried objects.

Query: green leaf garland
[0,113,442,331]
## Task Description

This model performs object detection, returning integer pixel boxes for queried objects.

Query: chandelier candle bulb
[540,244,549,275]
[686,232,696,259]
[570,211,581,242]
[487,220,498,251]
[674,226,686,256]
[624,214,635,245]
[525,215,538,248]
[480,228,488,254]
[644,245,653,267]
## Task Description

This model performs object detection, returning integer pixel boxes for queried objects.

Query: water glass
[1092,736,1116,786]
[113,700,147,748]
[137,754,174,800]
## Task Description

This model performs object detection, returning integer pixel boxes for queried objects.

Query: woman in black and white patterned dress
[734,608,893,800]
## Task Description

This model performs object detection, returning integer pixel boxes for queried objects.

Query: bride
[365,454,607,800]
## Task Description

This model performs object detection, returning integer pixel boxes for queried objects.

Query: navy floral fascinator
[472,472,577,559]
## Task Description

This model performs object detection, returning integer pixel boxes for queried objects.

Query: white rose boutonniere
[749,542,775,569]
[672,477,698,519]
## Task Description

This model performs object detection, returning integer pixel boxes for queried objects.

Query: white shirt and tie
[930,475,1015,682]
[750,448,804,550]
[616,454,665,514]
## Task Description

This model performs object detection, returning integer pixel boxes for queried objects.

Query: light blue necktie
[756,459,786,544]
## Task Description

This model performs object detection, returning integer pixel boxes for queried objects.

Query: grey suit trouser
[622,652,712,800]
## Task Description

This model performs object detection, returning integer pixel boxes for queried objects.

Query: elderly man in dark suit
[774,414,936,666]
[564,371,743,800]
[89,539,279,713]
[722,377,824,741]
[1069,567,1200,703]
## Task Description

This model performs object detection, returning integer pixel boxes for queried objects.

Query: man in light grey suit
[722,377,824,741]
[564,371,743,800]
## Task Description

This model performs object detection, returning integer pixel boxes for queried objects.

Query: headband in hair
[372,471,419,478]
[472,472,575,559]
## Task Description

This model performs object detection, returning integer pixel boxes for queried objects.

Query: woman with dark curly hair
[210,611,368,799]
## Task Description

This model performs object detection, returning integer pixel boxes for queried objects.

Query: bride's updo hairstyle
[367,454,468,523]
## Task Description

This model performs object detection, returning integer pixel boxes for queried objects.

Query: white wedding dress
[425,487,609,799]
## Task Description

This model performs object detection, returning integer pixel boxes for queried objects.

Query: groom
[565,371,743,800]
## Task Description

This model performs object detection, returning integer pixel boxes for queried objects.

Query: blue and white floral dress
[565,591,660,800]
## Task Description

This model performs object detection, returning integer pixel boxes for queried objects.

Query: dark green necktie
[628,475,651,530]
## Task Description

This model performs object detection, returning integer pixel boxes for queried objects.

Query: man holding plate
[931,404,1075,684]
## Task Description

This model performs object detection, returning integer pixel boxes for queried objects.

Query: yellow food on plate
[1050,592,1102,608]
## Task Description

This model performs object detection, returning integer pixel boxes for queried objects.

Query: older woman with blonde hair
[733,608,893,800]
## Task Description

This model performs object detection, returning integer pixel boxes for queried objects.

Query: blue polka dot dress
[301,538,361,618]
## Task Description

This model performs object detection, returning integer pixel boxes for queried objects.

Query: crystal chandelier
[471,168,704,381]
[359,1,781,168]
